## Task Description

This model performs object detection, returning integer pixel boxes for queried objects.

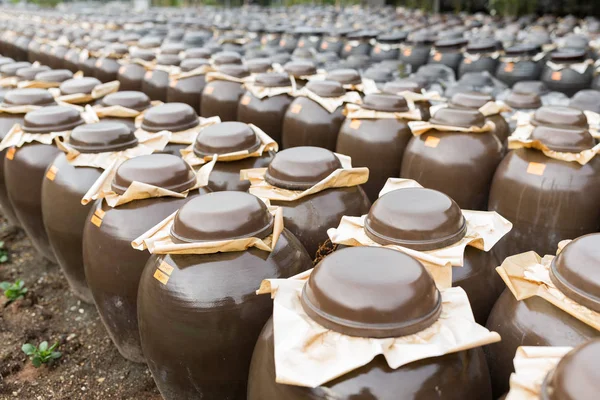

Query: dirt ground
[0,216,161,400]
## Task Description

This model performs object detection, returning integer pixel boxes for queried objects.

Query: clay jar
[166,58,209,113]
[503,91,543,132]
[336,94,413,202]
[16,66,51,83]
[399,33,435,72]
[142,54,181,102]
[429,38,468,73]
[281,80,346,151]
[236,72,293,147]
[383,79,432,120]
[98,91,152,130]
[459,39,501,78]
[283,60,317,88]
[264,147,370,257]
[488,108,600,261]
[83,154,210,363]
[63,46,82,73]
[401,107,503,210]
[137,191,312,399]
[193,121,274,192]
[340,31,376,58]
[485,234,600,397]
[0,89,55,227]
[248,247,493,400]
[370,32,407,62]
[34,69,74,86]
[541,50,593,97]
[496,44,544,87]
[94,44,129,83]
[42,122,138,302]
[5,105,84,262]
[200,64,249,122]
[448,92,510,143]
[59,77,103,106]
[140,102,200,156]
[569,89,600,114]
[117,49,156,91]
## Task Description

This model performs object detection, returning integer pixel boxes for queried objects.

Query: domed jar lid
[434,37,468,49]
[549,233,600,313]
[429,107,486,128]
[156,54,181,66]
[265,147,341,190]
[246,58,272,74]
[193,122,261,158]
[513,80,550,96]
[570,90,600,114]
[361,93,409,112]
[505,92,542,109]
[530,126,595,152]
[184,47,212,59]
[449,92,493,110]
[0,62,32,77]
[59,77,101,95]
[326,68,362,85]
[550,49,587,63]
[466,39,501,53]
[0,57,15,67]
[170,191,274,243]
[383,79,425,95]
[305,80,345,98]
[283,60,317,77]
[111,154,196,195]
[531,106,588,129]
[140,103,199,132]
[301,246,442,338]
[23,105,85,134]
[179,58,209,72]
[362,68,393,83]
[377,31,408,44]
[212,51,242,66]
[68,121,138,153]
[217,64,250,78]
[34,69,74,83]
[16,66,51,81]
[101,91,151,112]
[253,72,290,88]
[364,187,467,250]
[540,339,600,400]
[505,43,542,57]
[2,88,55,107]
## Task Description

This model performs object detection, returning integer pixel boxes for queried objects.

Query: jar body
[370,46,400,62]
[63,49,81,73]
[248,318,493,400]
[166,75,206,114]
[142,70,169,102]
[340,41,371,58]
[138,230,312,400]
[237,92,292,147]
[208,154,273,192]
[200,80,245,122]
[487,114,510,144]
[540,65,593,97]
[80,56,98,78]
[5,143,60,262]
[42,154,102,303]
[428,50,464,73]
[0,115,24,226]
[118,63,146,92]
[399,44,432,72]
[458,57,499,78]
[495,60,542,87]
[94,58,121,83]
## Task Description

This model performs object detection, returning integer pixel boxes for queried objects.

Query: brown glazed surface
[208,154,273,192]
[281,97,345,151]
[141,70,170,102]
[485,289,599,398]
[448,92,511,143]
[94,58,121,83]
[248,319,493,400]
[400,129,503,210]
[166,75,206,113]
[0,114,24,226]
[83,191,208,363]
[118,63,147,92]
[137,229,312,400]
[237,91,292,147]
[200,80,245,122]
[488,148,600,261]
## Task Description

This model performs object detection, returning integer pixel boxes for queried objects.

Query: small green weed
[0,280,27,303]
[21,341,62,367]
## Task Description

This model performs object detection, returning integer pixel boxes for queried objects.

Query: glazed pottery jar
[63,46,82,73]
[488,108,600,261]
[15,66,51,83]
[83,154,210,362]
[448,92,510,143]
[370,32,407,62]
[245,58,272,74]
[3,105,84,262]
[540,50,594,97]
[96,91,152,130]
[248,246,497,400]
[0,61,32,89]
[261,27,284,49]
[32,69,74,87]
[93,43,129,83]
[336,94,415,201]
[200,64,249,122]
[429,38,468,73]
[383,79,433,121]
[46,45,68,70]
[42,122,139,302]
[503,91,543,132]
[326,68,376,95]
[414,63,457,94]
[191,121,274,192]
[318,28,352,55]
[295,27,323,50]
[79,41,106,77]
[141,54,181,102]
[166,58,210,113]
[401,107,503,210]
[282,60,317,88]
[211,51,242,66]
[569,89,600,114]
[399,33,436,72]
[362,68,394,91]
[485,234,600,397]
[282,80,359,151]
[496,44,544,87]
[459,39,501,78]
[0,89,55,227]
[137,191,312,399]
[278,28,300,53]
[58,77,113,106]
[340,30,376,58]
[236,72,294,146]
[117,49,156,92]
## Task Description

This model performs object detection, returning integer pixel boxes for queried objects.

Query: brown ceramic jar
[485,233,600,397]
[283,60,317,88]
[15,66,51,83]
[336,94,413,202]
[458,39,501,78]
[503,91,543,132]
[401,107,504,210]
[34,69,74,85]
[200,64,249,122]
[383,79,432,121]
[281,80,347,151]
[137,191,312,399]
[142,54,181,102]
[5,105,84,262]
[42,122,138,303]
[248,246,493,400]
[166,58,209,113]
[0,89,55,227]
[98,91,152,130]
[496,44,544,87]
[117,49,156,92]
[193,121,274,192]
[570,89,600,114]
[236,72,293,147]
[448,92,510,143]
[264,147,370,258]
[140,102,199,157]
[540,50,593,97]
[429,38,468,73]
[63,47,82,73]
[83,154,210,362]
[59,77,103,106]
[79,41,106,77]
[93,44,129,83]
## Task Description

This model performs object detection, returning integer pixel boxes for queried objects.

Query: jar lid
[140,102,199,133]
[1,62,32,77]
[364,187,467,250]
[361,93,409,113]
[530,126,595,152]
[170,191,274,243]
[253,72,290,88]
[531,106,588,129]
[111,154,196,195]
[246,58,272,74]
[283,60,317,77]
[305,80,345,98]
[156,54,181,66]
[68,121,138,153]
[549,233,600,313]
[105,42,128,55]
[264,147,341,190]
[16,66,51,81]
[2,88,55,107]
[383,79,424,95]
[179,58,209,72]
[101,91,151,112]
[160,42,185,55]
[570,90,600,114]
[429,107,486,128]
[550,49,587,63]
[301,246,442,338]
[212,51,242,65]
[362,67,393,83]
[540,339,600,400]
[466,39,500,53]
[376,31,408,44]
[138,36,162,49]
[292,47,314,60]
[449,92,493,110]
[184,47,212,59]
[457,71,495,87]
[193,121,261,158]
[60,77,101,95]
[34,69,74,83]
[23,105,85,134]
[217,64,250,78]
[505,92,542,109]
[130,48,156,61]
[0,57,15,67]
[505,43,542,56]
[434,37,468,49]
[326,68,362,85]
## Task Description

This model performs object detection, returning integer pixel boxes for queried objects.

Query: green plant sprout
[0,241,9,263]
[21,341,62,367]
[0,280,27,303]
